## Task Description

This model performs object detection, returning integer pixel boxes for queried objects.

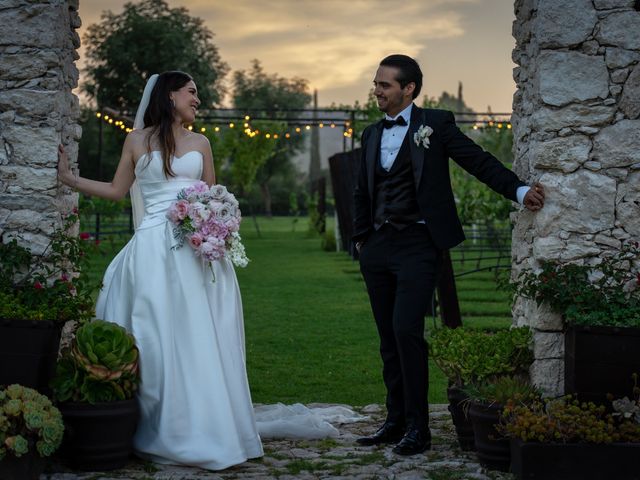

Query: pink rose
[175,200,189,220]
[188,232,203,249]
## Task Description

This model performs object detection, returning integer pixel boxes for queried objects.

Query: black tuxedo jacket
[353,105,526,250]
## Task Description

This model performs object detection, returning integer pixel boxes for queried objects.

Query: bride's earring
[171,98,176,109]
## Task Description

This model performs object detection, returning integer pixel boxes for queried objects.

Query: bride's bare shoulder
[126,128,152,161]
[191,132,211,151]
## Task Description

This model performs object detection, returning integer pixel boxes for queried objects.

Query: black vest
[373,132,421,229]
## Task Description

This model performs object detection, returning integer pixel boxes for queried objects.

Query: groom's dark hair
[380,55,423,99]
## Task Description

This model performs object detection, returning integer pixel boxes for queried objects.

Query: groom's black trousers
[359,222,441,431]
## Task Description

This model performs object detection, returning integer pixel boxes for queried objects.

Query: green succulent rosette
[51,320,140,404]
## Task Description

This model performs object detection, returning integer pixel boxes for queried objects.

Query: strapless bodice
[134,150,203,229]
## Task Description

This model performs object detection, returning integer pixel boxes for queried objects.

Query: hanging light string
[94,110,511,138]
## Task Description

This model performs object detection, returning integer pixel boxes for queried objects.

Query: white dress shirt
[380,103,413,171]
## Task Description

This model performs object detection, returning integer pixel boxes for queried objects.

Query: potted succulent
[51,319,140,471]
[513,242,640,404]
[502,384,640,480]
[0,211,96,394]
[0,384,65,480]
[463,375,540,472]
[429,326,533,451]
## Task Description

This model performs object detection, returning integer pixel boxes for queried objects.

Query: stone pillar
[0,0,82,253]
[511,0,640,396]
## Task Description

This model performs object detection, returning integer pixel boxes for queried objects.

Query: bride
[57,71,264,470]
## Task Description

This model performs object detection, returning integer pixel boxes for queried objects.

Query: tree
[231,60,311,216]
[82,0,228,111]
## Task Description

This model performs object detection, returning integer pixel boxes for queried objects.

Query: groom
[353,54,544,455]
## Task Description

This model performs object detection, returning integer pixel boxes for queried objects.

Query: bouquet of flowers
[166,182,249,278]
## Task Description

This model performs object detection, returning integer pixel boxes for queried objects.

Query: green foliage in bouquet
[0,384,64,460]
[51,320,140,404]
[513,242,640,328]
[0,211,96,324]
[429,326,533,386]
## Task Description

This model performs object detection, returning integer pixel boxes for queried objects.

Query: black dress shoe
[392,428,432,455]
[356,421,405,446]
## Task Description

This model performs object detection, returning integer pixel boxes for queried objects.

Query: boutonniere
[413,124,433,149]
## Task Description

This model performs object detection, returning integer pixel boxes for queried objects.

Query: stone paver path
[45,404,515,480]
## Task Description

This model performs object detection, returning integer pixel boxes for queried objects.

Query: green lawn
[82,215,513,405]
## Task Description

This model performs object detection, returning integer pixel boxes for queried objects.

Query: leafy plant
[0,211,97,324]
[0,384,64,460]
[463,375,540,406]
[306,192,326,235]
[321,229,337,252]
[513,242,640,327]
[429,326,533,387]
[51,320,140,404]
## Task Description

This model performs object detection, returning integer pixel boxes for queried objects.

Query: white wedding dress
[95,151,264,470]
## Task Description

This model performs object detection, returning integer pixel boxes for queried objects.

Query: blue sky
[77,0,516,112]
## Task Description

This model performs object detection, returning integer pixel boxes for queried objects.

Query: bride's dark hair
[143,71,193,178]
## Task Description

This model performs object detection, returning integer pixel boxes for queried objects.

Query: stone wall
[0,0,81,253]
[511,0,640,395]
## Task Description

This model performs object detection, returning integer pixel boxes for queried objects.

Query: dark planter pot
[0,318,62,395]
[446,386,475,451]
[58,398,139,471]
[468,401,510,472]
[0,452,45,480]
[565,325,640,404]
[510,438,640,480]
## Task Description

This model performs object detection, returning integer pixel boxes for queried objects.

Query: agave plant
[51,320,140,404]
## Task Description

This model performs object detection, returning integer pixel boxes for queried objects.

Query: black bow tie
[382,116,407,129]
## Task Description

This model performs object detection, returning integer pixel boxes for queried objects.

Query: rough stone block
[0,50,59,81]
[538,51,609,106]
[533,171,616,236]
[0,89,67,117]
[611,68,630,84]
[531,105,615,131]
[0,165,57,192]
[520,298,564,331]
[536,0,597,47]
[593,0,635,8]
[1,124,59,166]
[0,4,67,49]
[533,331,564,359]
[592,120,640,167]
[529,135,591,172]
[531,358,564,397]
[620,65,640,119]
[596,12,640,50]
[605,47,640,69]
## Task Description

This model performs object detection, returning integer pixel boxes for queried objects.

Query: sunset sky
[76,0,516,113]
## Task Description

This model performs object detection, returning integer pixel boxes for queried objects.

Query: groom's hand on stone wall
[523,182,545,211]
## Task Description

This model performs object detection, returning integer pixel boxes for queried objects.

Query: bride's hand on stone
[57,144,75,187]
